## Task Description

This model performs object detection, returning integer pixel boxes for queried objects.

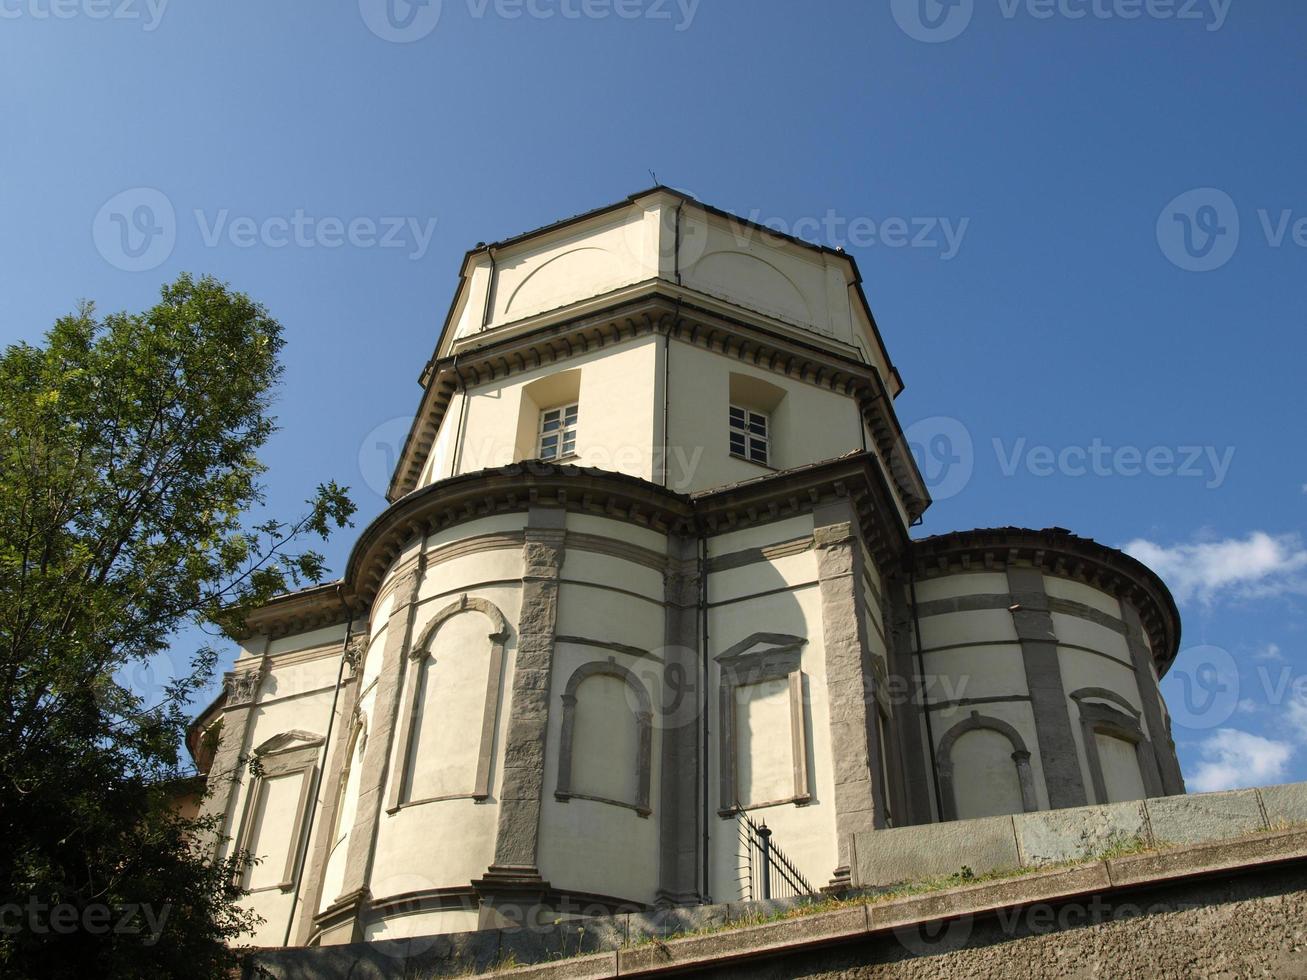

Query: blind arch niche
[389,595,511,811]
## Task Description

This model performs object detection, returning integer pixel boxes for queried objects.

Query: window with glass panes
[538,404,578,460]
[728,405,769,465]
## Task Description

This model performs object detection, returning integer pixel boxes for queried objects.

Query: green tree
[0,275,355,978]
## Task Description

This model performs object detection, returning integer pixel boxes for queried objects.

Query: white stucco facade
[189,189,1186,950]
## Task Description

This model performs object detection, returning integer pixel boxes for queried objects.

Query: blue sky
[3,0,1305,788]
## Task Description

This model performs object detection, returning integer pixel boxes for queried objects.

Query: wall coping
[244,780,1307,979]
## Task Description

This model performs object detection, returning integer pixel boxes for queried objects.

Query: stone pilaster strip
[1006,566,1088,810]
[1120,599,1186,795]
[487,507,565,876]
[326,567,423,943]
[293,632,366,944]
[813,502,884,887]
[887,579,935,825]
[196,658,267,859]
[656,535,702,906]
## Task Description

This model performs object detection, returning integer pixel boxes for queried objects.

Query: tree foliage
[0,275,355,977]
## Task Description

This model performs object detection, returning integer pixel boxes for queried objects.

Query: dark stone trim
[1007,566,1088,811]
[911,527,1181,676]
[1072,690,1165,803]
[936,711,1038,821]
[656,536,703,907]
[813,502,884,888]
[1120,599,1187,796]
[483,508,565,898]
[887,578,935,826]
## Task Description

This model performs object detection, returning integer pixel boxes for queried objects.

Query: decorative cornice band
[385,285,930,517]
[241,454,907,642]
[910,527,1181,675]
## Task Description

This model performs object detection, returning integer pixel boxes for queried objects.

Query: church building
[187,188,1186,949]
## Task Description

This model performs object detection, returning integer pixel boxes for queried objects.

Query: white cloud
[1254,643,1284,661]
[1123,532,1307,605]
[1189,729,1294,793]
[1287,691,1307,743]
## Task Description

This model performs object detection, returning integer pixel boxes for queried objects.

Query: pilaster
[196,657,267,860]
[656,535,703,907]
[813,500,884,890]
[1006,566,1088,810]
[322,565,423,945]
[1120,599,1186,795]
[474,506,565,927]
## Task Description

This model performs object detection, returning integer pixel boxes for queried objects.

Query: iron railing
[734,805,815,901]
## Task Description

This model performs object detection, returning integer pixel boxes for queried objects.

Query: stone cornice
[910,526,1182,675]
[386,283,930,519]
[242,453,909,641]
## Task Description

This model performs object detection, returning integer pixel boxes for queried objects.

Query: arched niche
[1071,688,1163,804]
[388,595,511,812]
[937,712,1038,821]
[555,658,653,816]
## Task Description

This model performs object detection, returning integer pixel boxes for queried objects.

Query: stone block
[1145,789,1266,846]
[1258,781,1307,828]
[854,815,1020,888]
[1014,800,1149,866]
[627,903,729,943]
[619,907,866,974]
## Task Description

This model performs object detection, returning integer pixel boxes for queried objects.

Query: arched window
[555,659,652,816]
[388,595,510,811]
[937,712,1038,821]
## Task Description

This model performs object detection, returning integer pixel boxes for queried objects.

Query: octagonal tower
[188,189,1184,949]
